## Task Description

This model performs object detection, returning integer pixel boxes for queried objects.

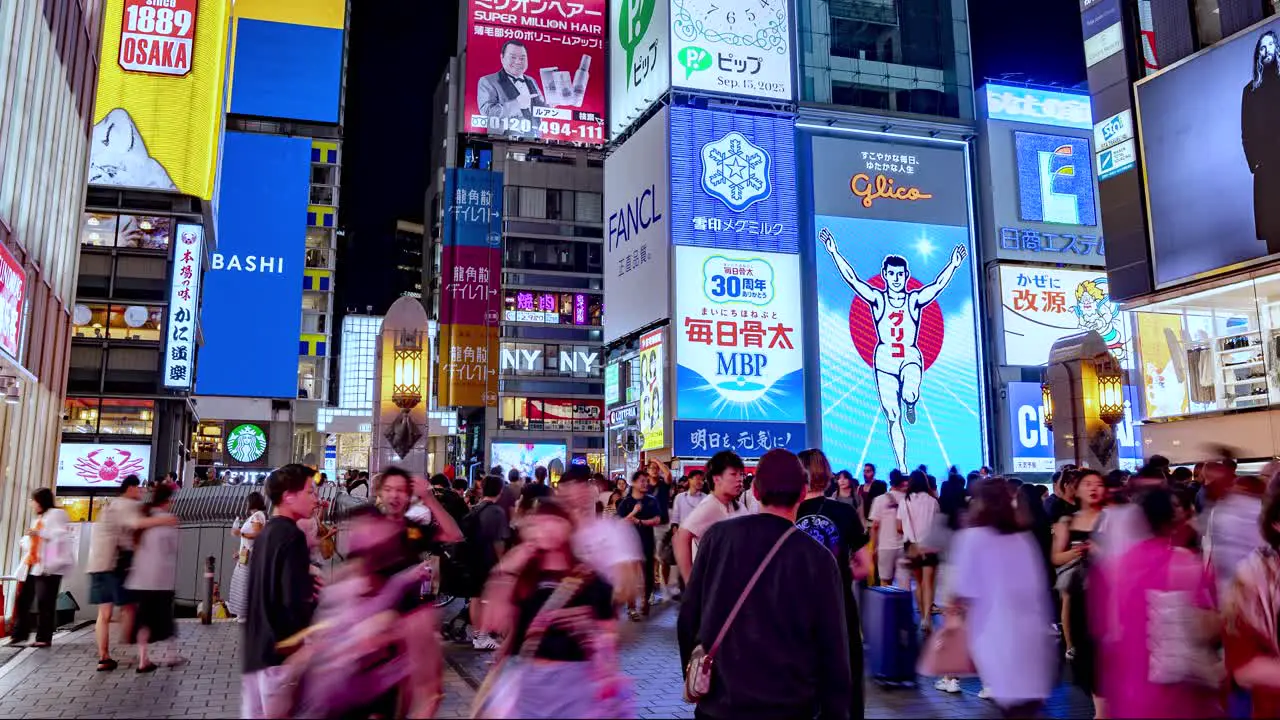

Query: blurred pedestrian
[227,491,267,621]
[241,465,318,719]
[797,448,870,718]
[1095,487,1223,718]
[86,475,176,671]
[557,466,643,607]
[1053,468,1104,710]
[8,488,72,648]
[126,483,184,672]
[870,472,907,587]
[473,499,632,718]
[899,469,941,631]
[1225,491,1280,718]
[948,477,1056,716]
[616,470,662,620]
[1208,473,1267,600]
[678,449,851,719]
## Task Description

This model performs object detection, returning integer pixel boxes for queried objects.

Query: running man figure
[819,227,968,471]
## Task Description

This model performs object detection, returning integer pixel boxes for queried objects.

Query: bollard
[202,556,215,625]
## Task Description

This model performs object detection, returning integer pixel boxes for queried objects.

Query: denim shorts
[88,571,130,606]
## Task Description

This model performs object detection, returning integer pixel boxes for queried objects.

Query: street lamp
[391,330,423,410]
[1041,381,1054,431]
[1095,358,1125,426]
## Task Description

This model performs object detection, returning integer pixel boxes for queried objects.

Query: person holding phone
[1052,469,1106,716]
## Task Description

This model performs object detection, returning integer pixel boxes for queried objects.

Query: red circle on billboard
[848,275,945,370]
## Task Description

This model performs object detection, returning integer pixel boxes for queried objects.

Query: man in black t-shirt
[616,471,663,619]
[519,465,552,514]
[796,451,871,720]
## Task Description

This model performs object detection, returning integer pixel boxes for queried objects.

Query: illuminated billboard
[1007,381,1141,473]
[609,0,669,139]
[196,132,310,397]
[984,83,1092,130]
[674,246,804,421]
[670,0,792,101]
[491,442,567,478]
[228,0,346,123]
[638,329,666,451]
[1014,132,1096,227]
[57,443,152,488]
[438,169,504,408]
[604,107,670,343]
[162,223,203,390]
[463,0,606,145]
[809,133,984,473]
[998,265,1131,368]
[669,105,798,254]
[90,0,231,200]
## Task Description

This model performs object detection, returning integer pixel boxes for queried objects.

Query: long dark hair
[135,483,176,546]
[1254,31,1279,90]
[938,476,968,531]
[906,469,931,499]
[30,488,55,514]
[969,477,1028,534]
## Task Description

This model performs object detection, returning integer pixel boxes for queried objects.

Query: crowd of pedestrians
[9,444,1280,719]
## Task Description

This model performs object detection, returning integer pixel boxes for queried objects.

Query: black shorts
[905,544,940,569]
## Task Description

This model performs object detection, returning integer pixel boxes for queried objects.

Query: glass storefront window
[72,304,165,341]
[63,397,99,434]
[97,398,154,436]
[1133,273,1280,419]
[117,215,171,250]
[80,213,118,247]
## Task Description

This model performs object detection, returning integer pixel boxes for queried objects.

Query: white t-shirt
[948,526,1056,705]
[670,491,707,526]
[870,490,905,550]
[897,493,939,545]
[681,495,749,563]
[573,515,642,589]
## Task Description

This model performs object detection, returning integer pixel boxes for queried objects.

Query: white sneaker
[472,634,499,651]
[934,677,961,694]
[978,687,992,700]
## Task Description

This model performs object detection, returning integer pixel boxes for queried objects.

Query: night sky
[337,0,1086,315]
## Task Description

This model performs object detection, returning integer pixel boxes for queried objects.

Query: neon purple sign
[574,293,587,325]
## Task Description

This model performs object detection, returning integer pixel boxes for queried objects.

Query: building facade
[1072,1,1280,466]
[190,0,348,480]
[0,0,106,567]
[426,31,608,477]
[394,221,425,300]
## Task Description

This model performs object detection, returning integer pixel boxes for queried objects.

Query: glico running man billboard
[464,0,606,145]
[809,134,983,474]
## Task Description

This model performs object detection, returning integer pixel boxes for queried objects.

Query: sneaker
[978,687,992,700]
[905,402,917,425]
[1065,647,1076,660]
[934,677,961,694]
[472,635,499,651]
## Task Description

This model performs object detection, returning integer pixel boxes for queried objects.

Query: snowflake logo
[700,131,772,212]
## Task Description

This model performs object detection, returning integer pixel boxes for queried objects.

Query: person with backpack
[461,475,511,650]
[797,448,870,719]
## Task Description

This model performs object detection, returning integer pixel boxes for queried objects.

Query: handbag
[1147,548,1225,688]
[684,527,797,704]
[918,612,977,677]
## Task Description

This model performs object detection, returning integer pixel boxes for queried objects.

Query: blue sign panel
[444,169,504,249]
[1015,132,1097,226]
[673,420,806,460]
[669,105,798,254]
[1007,381,1142,473]
[197,132,311,397]
[230,20,344,124]
[998,227,1105,257]
[985,83,1093,130]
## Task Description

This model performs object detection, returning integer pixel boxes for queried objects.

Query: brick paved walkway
[0,620,476,719]
[444,598,1097,720]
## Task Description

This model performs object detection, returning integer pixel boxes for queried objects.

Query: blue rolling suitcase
[861,586,918,685]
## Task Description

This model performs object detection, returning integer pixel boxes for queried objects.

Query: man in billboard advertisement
[465,0,606,145]
[476,40,548,138]
[809,135,982,474]
[1138,17,1280,285]
[819,228,967,472]
[1243,30,1280,252]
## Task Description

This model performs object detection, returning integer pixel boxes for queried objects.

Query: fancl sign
[985,83,1093,130]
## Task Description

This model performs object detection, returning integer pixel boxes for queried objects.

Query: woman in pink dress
[1093,487,1224,719]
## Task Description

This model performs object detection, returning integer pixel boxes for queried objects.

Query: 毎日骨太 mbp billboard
[806,132,985,474]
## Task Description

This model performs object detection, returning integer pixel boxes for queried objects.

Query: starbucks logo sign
[226,423,267,464]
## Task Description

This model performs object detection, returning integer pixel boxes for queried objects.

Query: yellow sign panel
[639,329,665,451]
[437,324,499,408]
[1135,312,1189,418]
[89,0,232,201]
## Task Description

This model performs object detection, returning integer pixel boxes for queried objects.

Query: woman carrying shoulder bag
[8,488,73,648]
[898,470,941,633]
